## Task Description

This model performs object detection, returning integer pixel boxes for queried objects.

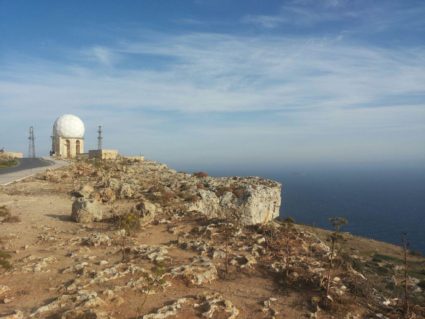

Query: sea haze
[182,164,425,254]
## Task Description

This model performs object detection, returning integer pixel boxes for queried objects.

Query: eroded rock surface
[64,159,281,226]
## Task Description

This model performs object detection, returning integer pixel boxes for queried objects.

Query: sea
[183,164,425,254]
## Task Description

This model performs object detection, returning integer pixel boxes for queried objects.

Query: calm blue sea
[185,165,425,254]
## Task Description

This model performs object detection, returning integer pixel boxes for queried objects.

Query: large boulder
[71,198,104,223]
[131,200,160,225]
[187,180,281,225]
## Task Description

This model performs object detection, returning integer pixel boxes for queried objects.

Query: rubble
[131,244,170,263]
[16,255,57,273]
[82,233,112,247]
[170,256,218,285]
[196,293,240,319]
[30,290,105,318]
[142,298,190,319]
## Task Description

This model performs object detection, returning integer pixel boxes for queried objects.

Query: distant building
[51,114,85,158]
[88,149,119,160]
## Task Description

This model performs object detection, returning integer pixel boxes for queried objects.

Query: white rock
[187,181,281,225]
[0,285,10,296]
[0,310,25,319]
[71,198,104,223]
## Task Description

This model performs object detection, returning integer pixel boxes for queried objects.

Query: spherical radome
[54,114,85,138]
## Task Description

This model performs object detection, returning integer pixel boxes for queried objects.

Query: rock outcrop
[187,179,281,225]
[64,159,281,226]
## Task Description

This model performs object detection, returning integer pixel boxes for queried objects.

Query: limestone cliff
[186,177,281,225]
[65,159,282,226]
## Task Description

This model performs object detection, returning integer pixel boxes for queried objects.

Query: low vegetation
[0,249,12,271]
[0,158,18,169]
[0,205,20,223]
[193,171,208,178]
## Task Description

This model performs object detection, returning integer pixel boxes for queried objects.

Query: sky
[1,0,424,170]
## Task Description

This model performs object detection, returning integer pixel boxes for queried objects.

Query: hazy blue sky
[1,0,424,169]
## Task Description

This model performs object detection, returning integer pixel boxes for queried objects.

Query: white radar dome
[54,114,85,138]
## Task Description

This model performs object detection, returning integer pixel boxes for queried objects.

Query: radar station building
[51,114,85,158]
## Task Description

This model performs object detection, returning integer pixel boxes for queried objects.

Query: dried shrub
[344,274,373,299]
[183,193,199,203]
[196,183,206,190]
[232,186,248,199]
[0,159,18,168]
[214,184,249,199]
[214,186,232,197]
[0,205,20,223]
[193,171,208,178]
[0,205,10,217]
[145,186,176,206]
[179,183,191,191]
[282,216,295,224]
[162,190,176,202]
[0,250,12,270]
[115,212,140,236]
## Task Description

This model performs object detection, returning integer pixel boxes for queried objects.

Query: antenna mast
[28,126,36,158]
[97,125,103,150]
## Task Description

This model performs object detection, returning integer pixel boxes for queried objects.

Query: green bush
[115,212,140,236]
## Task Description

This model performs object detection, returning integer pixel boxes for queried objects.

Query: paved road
[0,158,68,186]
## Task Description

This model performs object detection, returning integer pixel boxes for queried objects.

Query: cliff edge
[0,158,423,319]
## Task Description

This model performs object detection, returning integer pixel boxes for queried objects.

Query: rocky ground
[0,158,424,319]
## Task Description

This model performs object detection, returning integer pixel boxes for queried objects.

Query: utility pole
[97,125,103,150]
[28,126,36,158]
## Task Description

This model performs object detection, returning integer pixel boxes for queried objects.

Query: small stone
[0,310,25,319]
[0,285,10,296]
[2,297,14,304]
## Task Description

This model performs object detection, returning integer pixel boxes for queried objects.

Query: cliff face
[62,159,282,226]
[187,178,281,225]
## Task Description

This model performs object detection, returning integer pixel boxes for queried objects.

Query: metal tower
[97,125,103,150]
[28,126,36,158]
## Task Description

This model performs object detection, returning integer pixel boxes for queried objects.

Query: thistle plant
[324,217,348,304]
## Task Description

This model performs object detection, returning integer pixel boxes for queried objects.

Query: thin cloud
[84,46,117,66]
[0,31,424,162]
[241,0,425,31]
